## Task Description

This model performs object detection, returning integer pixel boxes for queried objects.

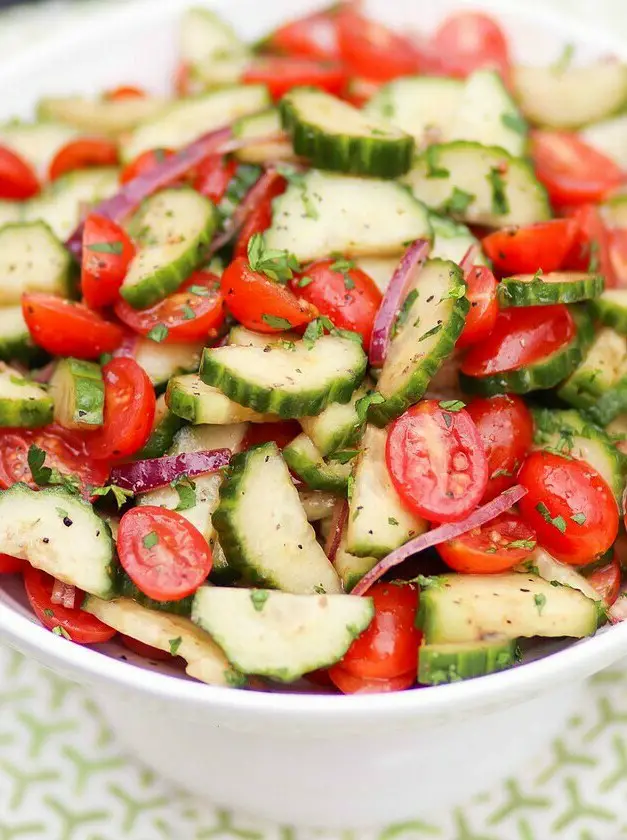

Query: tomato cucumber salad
[1,4,627,694]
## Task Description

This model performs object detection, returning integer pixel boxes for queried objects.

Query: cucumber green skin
[199,347,368,420]
[279,92,415,179]
[282,445,349,494]
[498,274,604,308]
[418,640,521,685]
[136,411,185,460]
[115,569,193,617]
[58,358,104,427]
[165,380,206,424]
[0,333,47,367]
[369,294,470,427]
[589,296,627,335]
[0,392,53,428]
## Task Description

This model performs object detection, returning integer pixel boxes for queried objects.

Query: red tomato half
[242,57,345,100]
[22,294,124,360]
[329,669,416,695]
[466,395,534,502]
[564,204,617,288]
[81,214,136,309]
[86,357,155,461]
[456,265,498,348]
[584,552,621,606]
[429,12,510,80]
[336,7,420,82]
[234,173,287,259]
[117,506,212,601]
[49,138,119,181]
[0,553,24,574]
[0,145,39,200]
[518,451,618,566]
[461,305,575,378]
[531,131,624,208]
[24,566,116,645]
[437,514,536,574]
[115,271,225,343]
[386,401,488,523]
[263,9,340,61]
[482,219,577,276]
[194,155,238,204]
[120,148,175,185]
[104,85,146,101]
[242,421,301,451]
[292,259,382,344]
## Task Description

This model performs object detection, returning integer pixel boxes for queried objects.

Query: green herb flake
[169,637,183,656]
[247,232,300,284]
[534,593,547,616]
[298,275,314,288]
[442,187,475,216]
[27,445,81,495]
[250,590,270,612]
[171,476,197,512]
[506,539,536,551]
[44,608,55,618]
[261,314,293,331]
[536,501,552,523]
[347,474,355,502]
[89,240,123,255]
[531,268,544,282]
[91,484,134,510]
[312,585,326,595]
[571,512,587,525]
[393,289,419,337]
[439,400,465,412]
[501,112,528,135]
[491,468,513,479]
[147,323,169,343]
[100,352,113,366]
[275,163,319,219]
[52,626,71,640]
[522,561,540,576]
[143,531,159,550]
[330,257,356,290]
[487,167,509,216]
[418,323,443,343]
[9,375,28,386]
[328,449,359,465]
[56,508,69,519]
[552,515,567,534]
[355,391,385,423]
[181,304,196,321]
[553,42,575,74]
[388,517,399,526]
[188,284,211,297]
[303,318,324,349]
[415,575,445,590]
[425,146,449,179]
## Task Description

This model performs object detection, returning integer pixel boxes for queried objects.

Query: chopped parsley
[442,187,475,216]
[418,323,443,342]
[43,608,55,618]
[303,318,324,349]
[506,539,536,551]
[501,112,528,135]
[247,232,300,284]
[171,476,197,512]
[355,391,385,423]
[261,314,293,331]
[250,590,270,612]
[9,375,28,386]
[27,445,80,495]
[275,163,319,219]
[388,517,399,526]
[91,484,134,510]
[425,146,449,179]
[328,449,359,465]
[188,284,211,297]
[181,304,196,321]
[534,593,547,616]
[297,275,314,288]
[439,400,465,412]
[552,42,575,74]
[415,575,445,590]
[146,323,169,343]
[393,289,419,337]
[571,512,587,526]
[169,637,183,656]
[491,468,513,479]
[52,626,71,640]
[347,474,355,502]
[313,585,327,595]
[88,240,123,255]
[142,531,159,550]
[487,167,509,216]
[330,257,356,290]
[536,501,566,533]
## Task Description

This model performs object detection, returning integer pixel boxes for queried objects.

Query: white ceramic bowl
[1,0,627,828]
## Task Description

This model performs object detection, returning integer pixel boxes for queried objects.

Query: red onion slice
[609,587,627,624]
[368,238,430,368]
[51,580,77,609]
[325,499,349,564]
[459,244,480,274]
[110,449,231,494]
[351,485,527,595]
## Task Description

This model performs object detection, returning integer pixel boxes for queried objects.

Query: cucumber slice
[280,87,414,178]
[232,108,294,163]
[298,489,337,523]
[558,327,627,410]
[0,363,53,428]
[200,334,367,419]
[581,114,627,170]
[346,425,427,558]
[0,221,72,305]
[589,291,627,334]
[333,527,378,593]
[403,141,550,228]
[136,394,185,460]
[265,169,432,261]
[0,120,76,179]
[84,596,242,687]
[192,586,373,682]
[449,70,527,157]
[353,257,399,293]
[524,547,607,605]
[49,358,104,430]
[180,6,245,65]
[283,433,351,494]
[0,305,45,366]
[585,384,627,428]
[213,442,342,594]
[227,325,298,349]
[300,383,367,456]
[115,570,194,617]
[167,374,278,424]
[430,214,487,266]
[364,76,463,144]
[121,188,216,308]
[0,201,22,226]
[0,484,114,598]
[371,259,468,426]
[37,96,166,134]
[498,271,604,308]
[121,85,270,163]
[418,573,601,643]
[418,639,521,685]
[190,52,251,90]
[513,62,627,129]
[133,337,204,390]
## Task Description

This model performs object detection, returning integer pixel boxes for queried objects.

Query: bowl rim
[1,0,627,718]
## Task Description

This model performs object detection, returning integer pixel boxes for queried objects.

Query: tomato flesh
[81,214,136,309]
[234,173,287,259]
[0,144,39,200]
[438,514,536,574]
[49,138,119,181]
[120,148,175,185]
[584,552,621,606]
[265,9,340,61]
[386,401,489,523]
[0,553,24,574]
[482,219,577,276]
[242,421,301,451]
[518,451,618,566]
[456,264,498,348]
[564,204,617,287]
[242,57,345,100]
[194,155,238,204]
[329,669,416,695]
[429,12,510,80]
[336,7,420,82]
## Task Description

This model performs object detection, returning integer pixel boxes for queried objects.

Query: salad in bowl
[0,0,626,699]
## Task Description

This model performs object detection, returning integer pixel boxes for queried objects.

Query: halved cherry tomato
[24,566,116,645]
[115,271,225,344]
[328,669,416,695]
[461,305,575,378]
[0,425,110,493]
[86,357,155,460]
[242,57,345,100]
[609,228,627,288]
[22,294,124,360]
[564,204,617,287]
[437,513,536,574]
[428,12,510,80]
[194,154,238,203]
[292,259,382,345]
[329,582,421,690]
[584,552,621,606]
[104,85,146,101]
[531,131,624,208]
[482,219,577,276]
[518,451,619,566]
[263,9,340,61]
[242,420,301,451]
[386,401,488,523]
[0,553,24,574]
[456,265,498,348]
[120,635,173,661]
[117,506,212,601]
[119,147,175,185]
[466,395,534,502]
[234,173,287,259]
[336,6,420,82]
[81,214,136,309]
[49,138,119,181]
[221,257,317,333]
[0,145,39,199]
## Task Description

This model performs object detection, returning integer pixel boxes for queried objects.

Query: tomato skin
[234,174,287,259]
[438,514,536,574]
[466,395,534,502]
[456,265,498,348]
[81,214,136,308]
[22,294,124,360]
[24,566,116,645]
[221,257,317,333]
[0,553,24,574]
[194,155,238,203]
[564,204,617,288]
[105,85,146,101]
[584,552,621,606]
[329,669,416,695]
[0,145,39,200]
[117,506,213,602]
[120,147,175,185]
[429,12,510,80]
[242,420,301,451]
[330,582,421,682]
[292,259,382,345]
[115,271,225,343]
[482,219,577,276]
[531,131,624,209]
[609,228,627,288]
[517,451,619,566]
[386,401,489,523]
[263,10,339,61]
[461,305,575,378]
[336,7,420,82]
[242,57,345,100]
[49,138,119,181]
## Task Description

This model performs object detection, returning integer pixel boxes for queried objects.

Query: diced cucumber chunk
[265,169,432,261]
[232,108,294,163]
[499,272,604,308]
[0,484,114,598]
[418,638,521,685]
[589,291,627,335]
[353,256,399,293]
[0,221,72,305]
[37,96,166,134]
[0,362,53,428]
[227,325,298,349]
[581,113,627,170]
[558,327,627,410]
[115,570,194,617]
[0,305,44,366]
[333,527,378,593]
[299,383,367,456]
[192,586,373,682]
[133,337,204,389]
[49,358,104,430]
[0,120,76,179]
[167,374,279,424]
[213,442,342,594]
[521,548,605,605]
[430,214,487,266]
[299,489,337,523]
[283,433,351,494]
[136,394,185,460]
